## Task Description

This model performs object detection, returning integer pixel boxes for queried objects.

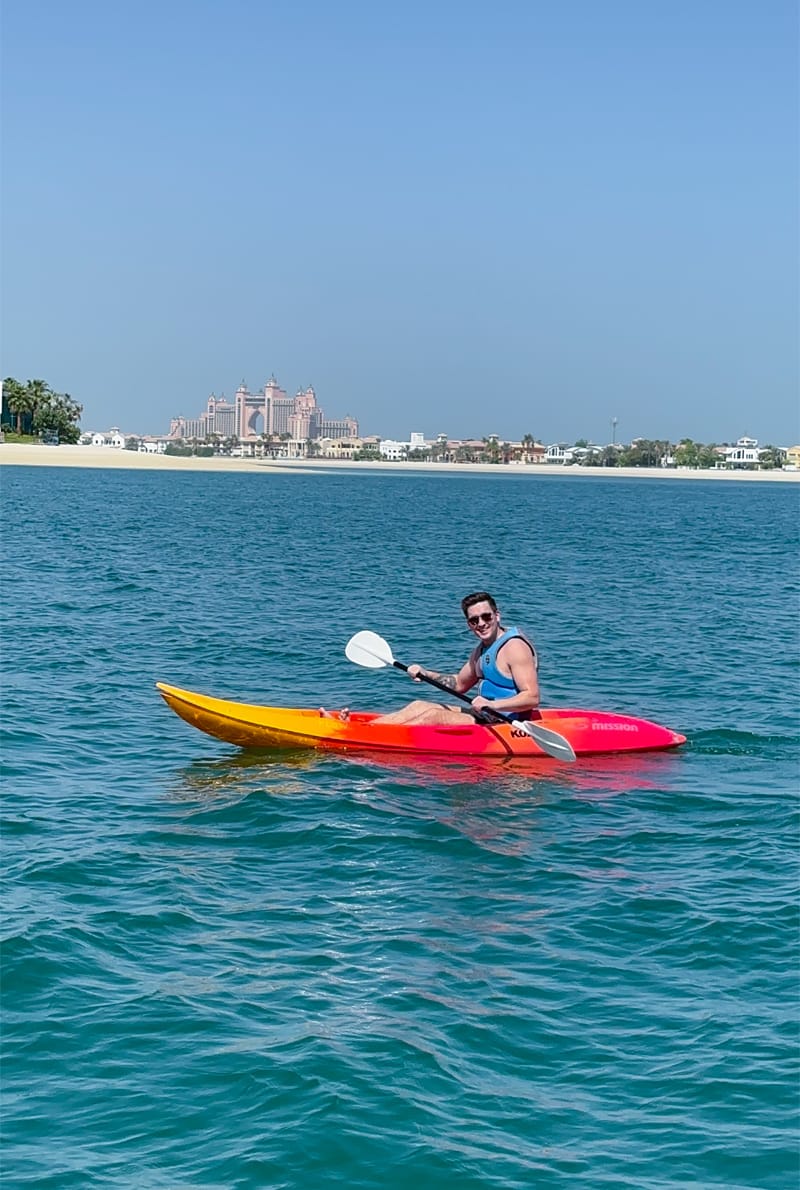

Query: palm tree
[482,435,501,464]
[759,444,785,470]
[674,439,693,466]
[697,444,720,469]
[4,377,32,435]
[27,379,52,425]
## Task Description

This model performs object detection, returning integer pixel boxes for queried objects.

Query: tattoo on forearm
[433,673,457,690]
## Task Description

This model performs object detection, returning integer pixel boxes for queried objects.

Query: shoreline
[0,442,798,481]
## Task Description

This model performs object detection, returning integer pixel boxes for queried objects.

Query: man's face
[464,600,499,644]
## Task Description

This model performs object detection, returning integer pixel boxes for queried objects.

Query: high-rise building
[235,381,271,438]
[319,416,359,438]
[170,376,356,442]
[288,387,322,440]
[206,396,236,438]
[180,418,206,439]
[263,377,293,436]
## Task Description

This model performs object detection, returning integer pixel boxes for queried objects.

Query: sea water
[2,466,798,1189]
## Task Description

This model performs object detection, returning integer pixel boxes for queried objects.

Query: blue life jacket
[477,627,537,702]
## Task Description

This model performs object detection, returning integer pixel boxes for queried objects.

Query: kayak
[156,682,686,758]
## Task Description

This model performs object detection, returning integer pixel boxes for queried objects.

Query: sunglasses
[466,611,495,627]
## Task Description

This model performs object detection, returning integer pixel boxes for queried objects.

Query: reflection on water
[165,741,685,808]
[166,748,324,802]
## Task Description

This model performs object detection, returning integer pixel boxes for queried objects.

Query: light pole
[611,417,618,445]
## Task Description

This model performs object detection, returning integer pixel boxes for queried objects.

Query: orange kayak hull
[156,683,686,758]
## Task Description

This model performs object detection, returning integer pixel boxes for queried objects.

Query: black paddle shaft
[392,659,516,726]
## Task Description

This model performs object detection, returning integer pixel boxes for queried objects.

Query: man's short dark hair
[461,591,498,616]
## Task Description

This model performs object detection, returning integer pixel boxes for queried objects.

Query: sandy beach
[1,442,798,481]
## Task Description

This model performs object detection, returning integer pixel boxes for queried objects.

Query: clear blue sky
[2,0,798,444]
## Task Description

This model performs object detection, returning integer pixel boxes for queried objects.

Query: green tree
[27,379,52,424]
[520,433,536,462]
[697,443,720,469]
[674,438,700,467]
[621,438,669,467]
[433,433,449,461]
[482,435,501,463]
[759,444,785,470]
[32,390,83,444]
[4,377,33,435]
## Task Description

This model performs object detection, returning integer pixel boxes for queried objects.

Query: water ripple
[2,469,798,1188]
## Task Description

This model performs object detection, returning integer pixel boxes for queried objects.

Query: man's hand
[407,664,426,681]
[471,695,494,716]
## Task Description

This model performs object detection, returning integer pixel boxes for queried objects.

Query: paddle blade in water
[345,631,395,669]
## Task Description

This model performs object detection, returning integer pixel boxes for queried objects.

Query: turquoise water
[2,466,798,1189]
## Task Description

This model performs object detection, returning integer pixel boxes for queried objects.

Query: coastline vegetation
[2,377,83,444]
[1,377,789,471]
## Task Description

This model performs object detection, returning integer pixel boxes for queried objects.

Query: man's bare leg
[318,707,350,721]
[372,700,468,726]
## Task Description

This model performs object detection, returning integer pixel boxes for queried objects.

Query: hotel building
[169,376,358,443]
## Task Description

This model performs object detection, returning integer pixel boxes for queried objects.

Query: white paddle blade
[516,720,577,763]
[345,630,395,670]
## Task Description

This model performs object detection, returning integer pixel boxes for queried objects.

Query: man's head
[461,591,500,642]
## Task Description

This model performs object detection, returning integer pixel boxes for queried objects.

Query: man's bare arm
[471,638,540,715]
[409,656,478,694]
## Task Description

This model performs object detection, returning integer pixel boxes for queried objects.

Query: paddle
[345,630,576,763]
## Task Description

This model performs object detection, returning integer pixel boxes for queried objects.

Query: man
[373,591,539,726]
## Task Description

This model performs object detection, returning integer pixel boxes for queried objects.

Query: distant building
[546,444,573,464]
[205,396,237,437]
[319,435,379,459]
[170,376,358,443]
[378,432,430,460]
[379,439,408,460]
[318,416,359,439]
[261,377,293,436]
[723,436,760,468]
[178,418,206,440]
[82,428,127,449]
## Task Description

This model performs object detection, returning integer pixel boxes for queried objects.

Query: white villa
[77,429,166,453]
[722,436,761,468]
[79,428,127,449]
[546,444,574,464]
[379,432,428,460]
